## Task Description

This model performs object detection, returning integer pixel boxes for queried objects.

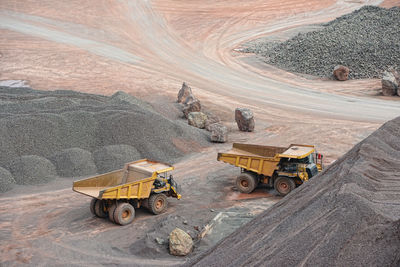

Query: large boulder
[169,228,193,256]
[188,112,208,129]
[204,113,221,131]
[209,123,228,143]
[177,82,193,103]
[7,155,57,185]
[235,108,255,132]
[93,145,141,173]
[382,71,398,96]
[50,148,97,177]
[333,65,350,81]
[183,97,201,118]
[0,167,16,193]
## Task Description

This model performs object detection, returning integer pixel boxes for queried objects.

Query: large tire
[114,202,135,226]
[94,199,108,218]
[236,172,258,193]
[148,193,168,215]
[90,198,97,216]
[108,202,117,223]
[274,176,296,196]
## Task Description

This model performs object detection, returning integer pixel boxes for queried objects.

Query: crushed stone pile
[0,86,208,192]
[0,167,15,192]
[50,148,97,177]
[191,116,400,266]
[245,6,400,79]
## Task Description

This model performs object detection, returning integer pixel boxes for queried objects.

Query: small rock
[155,237,165,245]
[182,97,201,118]
[333,65,350,81]
[210,209,215,212]
[188,112,207,129]
[382,71,398,96]
[209,123,228,143]
[194,226,200,231]
[169,228,193,256]
[177,82,193,103]
[183,220,188,225]
[235,108,255,132]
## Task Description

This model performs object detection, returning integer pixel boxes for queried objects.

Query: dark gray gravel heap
[190,116,400,266]
[0,87,209,191]
[93,144,141,173]
[0,167,15,193]
[7,155,57,185]
[50,148,97,177]
[246,6,400,79]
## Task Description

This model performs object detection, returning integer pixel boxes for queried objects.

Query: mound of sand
[50,148,97,177]
[7,155,57,185]
[93,144,141,173]
[192,116,400,266]
[0,167,15,193]
[0,87,208,191]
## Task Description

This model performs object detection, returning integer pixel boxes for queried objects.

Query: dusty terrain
[1,0,400,266]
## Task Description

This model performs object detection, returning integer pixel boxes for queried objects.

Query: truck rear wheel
[148,193,167,215]
[114,203,135,226]
[236,172,257,193]
[108,202,117,223]
[274,176,295,196]
[90,199,108,218]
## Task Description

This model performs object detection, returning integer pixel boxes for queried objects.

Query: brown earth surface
[1,0,400,266]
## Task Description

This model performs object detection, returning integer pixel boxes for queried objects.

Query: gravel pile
[50,148,97,177]
[0,167,15,193]
[0,87,208,191]
[7,155,57,185]
[192,116,400,266]
[246,6,400,79]
[93,145,141,173]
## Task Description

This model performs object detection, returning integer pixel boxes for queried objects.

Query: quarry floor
[1,0,400,265]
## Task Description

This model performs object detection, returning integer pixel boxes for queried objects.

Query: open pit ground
[1,0,400,266]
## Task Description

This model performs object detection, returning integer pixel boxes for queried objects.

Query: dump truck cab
[217,143,323,196]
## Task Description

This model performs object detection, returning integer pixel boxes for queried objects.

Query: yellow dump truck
[218,143,323,196]
[73,159,181,225]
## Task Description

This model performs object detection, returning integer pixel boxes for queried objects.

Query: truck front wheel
[274,176,295,196]
[114,202,135,226]
[236,172,257,194]
[148,193,168,215]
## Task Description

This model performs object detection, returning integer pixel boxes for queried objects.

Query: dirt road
[1,0,399,265]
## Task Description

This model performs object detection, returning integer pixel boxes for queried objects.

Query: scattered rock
[0,167,15,193]
[183,97,202,118]
[382,71,398,96]
[183,220,188,225]
[169,228,193,256]
[50,148,97,177]
[177,82,193,103]
[235,108,255,132]
[333,65,350,81]
[155,237,165,245]
[204,113,221,131]
[188,112,208,129]
[7,155,57,185]
[209,123,228,143]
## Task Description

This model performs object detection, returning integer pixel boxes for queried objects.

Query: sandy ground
[1,0,400,265]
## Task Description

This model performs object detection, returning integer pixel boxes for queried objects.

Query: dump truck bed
[73,159,173,200]
[218,143,315,177]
